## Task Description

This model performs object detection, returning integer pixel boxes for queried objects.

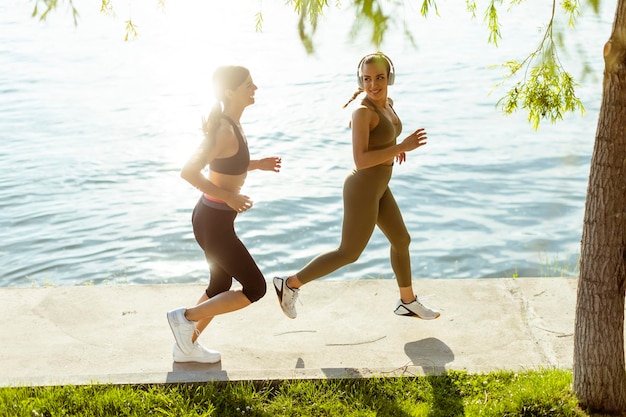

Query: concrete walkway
[0,277,579,387]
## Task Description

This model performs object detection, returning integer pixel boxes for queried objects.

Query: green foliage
[498,61,585,129]
[420,0,439,17]
[100,0,113,15]
[263,0,589,129]
[124,20,138,42]
[349,0,389,47]
[279,0,332,54]
[32,0,79,25]
[466,1,478,18]
[562,0,582,27]
[255,11,264,33]
[493,1,585,129]
[587,0,601,13]
[485,0,503,46]
[0,369,591,417]
[31,0,597,128]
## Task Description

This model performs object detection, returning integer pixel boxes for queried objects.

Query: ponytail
[201,101,224,148]
[201,65,250,149]
[342,88,364,108]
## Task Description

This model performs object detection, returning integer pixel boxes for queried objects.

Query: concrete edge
[3,365,574,388]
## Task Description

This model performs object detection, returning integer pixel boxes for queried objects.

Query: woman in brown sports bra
[274,53,440,321]
[167,66,281,363]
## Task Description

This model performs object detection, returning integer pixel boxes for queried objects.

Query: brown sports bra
[363,97,402,151]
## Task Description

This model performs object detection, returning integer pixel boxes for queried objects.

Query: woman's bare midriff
[209,170,248,196]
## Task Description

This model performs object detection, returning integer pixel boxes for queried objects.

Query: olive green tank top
[363,97,402,151]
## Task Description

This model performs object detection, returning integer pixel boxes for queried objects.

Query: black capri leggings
[191,198,266,303]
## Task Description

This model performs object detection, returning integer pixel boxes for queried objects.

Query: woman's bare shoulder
[213,118,237,145]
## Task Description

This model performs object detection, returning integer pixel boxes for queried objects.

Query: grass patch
[0,369,600,417]
[537,253,579,278]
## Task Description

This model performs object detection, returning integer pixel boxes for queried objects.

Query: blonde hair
[342,88,364,108]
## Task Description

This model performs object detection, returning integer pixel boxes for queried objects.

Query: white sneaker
[273,276,299,319]
[394,297,440,319]
[166,307,195,355]
[173,342,221,364]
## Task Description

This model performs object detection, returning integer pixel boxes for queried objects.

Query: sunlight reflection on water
[0,0,615,286]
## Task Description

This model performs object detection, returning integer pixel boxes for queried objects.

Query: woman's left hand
[395,152,406,165]
[256,156,282,172]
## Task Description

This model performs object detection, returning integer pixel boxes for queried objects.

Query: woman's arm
[248,157,282,172]
[351,106,428,170]
[181,124,255,213]
[180,126,236,202]
[180,145,230,201]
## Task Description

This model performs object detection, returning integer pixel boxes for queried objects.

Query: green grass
[537,253,579,278]
[0,369,603,417]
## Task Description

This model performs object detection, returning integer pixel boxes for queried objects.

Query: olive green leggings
[297,164,412,287]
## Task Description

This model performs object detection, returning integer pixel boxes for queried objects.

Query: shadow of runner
[404,338,464,416]
[404,337,454,375]
[172,361,223,372]
[165,361,227,383]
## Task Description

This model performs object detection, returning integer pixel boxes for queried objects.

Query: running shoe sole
[273,276,297,319]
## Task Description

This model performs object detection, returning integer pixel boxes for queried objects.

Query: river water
[0,0,616,286]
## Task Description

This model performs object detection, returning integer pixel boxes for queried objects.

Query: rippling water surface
[0,0,615,286]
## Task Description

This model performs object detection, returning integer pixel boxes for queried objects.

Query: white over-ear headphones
[357,52,395,88]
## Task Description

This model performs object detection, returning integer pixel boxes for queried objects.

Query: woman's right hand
[401,128,428,152]
[225,193,253,213]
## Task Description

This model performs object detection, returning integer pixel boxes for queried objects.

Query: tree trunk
[573,1,626,412]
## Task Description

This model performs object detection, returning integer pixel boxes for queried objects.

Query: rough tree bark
[574,0,626,412]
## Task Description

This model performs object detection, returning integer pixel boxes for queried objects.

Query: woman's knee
[392,232,411,252]
[205,275,233,298]
[339,246,365,265]
[242,279,267,303]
